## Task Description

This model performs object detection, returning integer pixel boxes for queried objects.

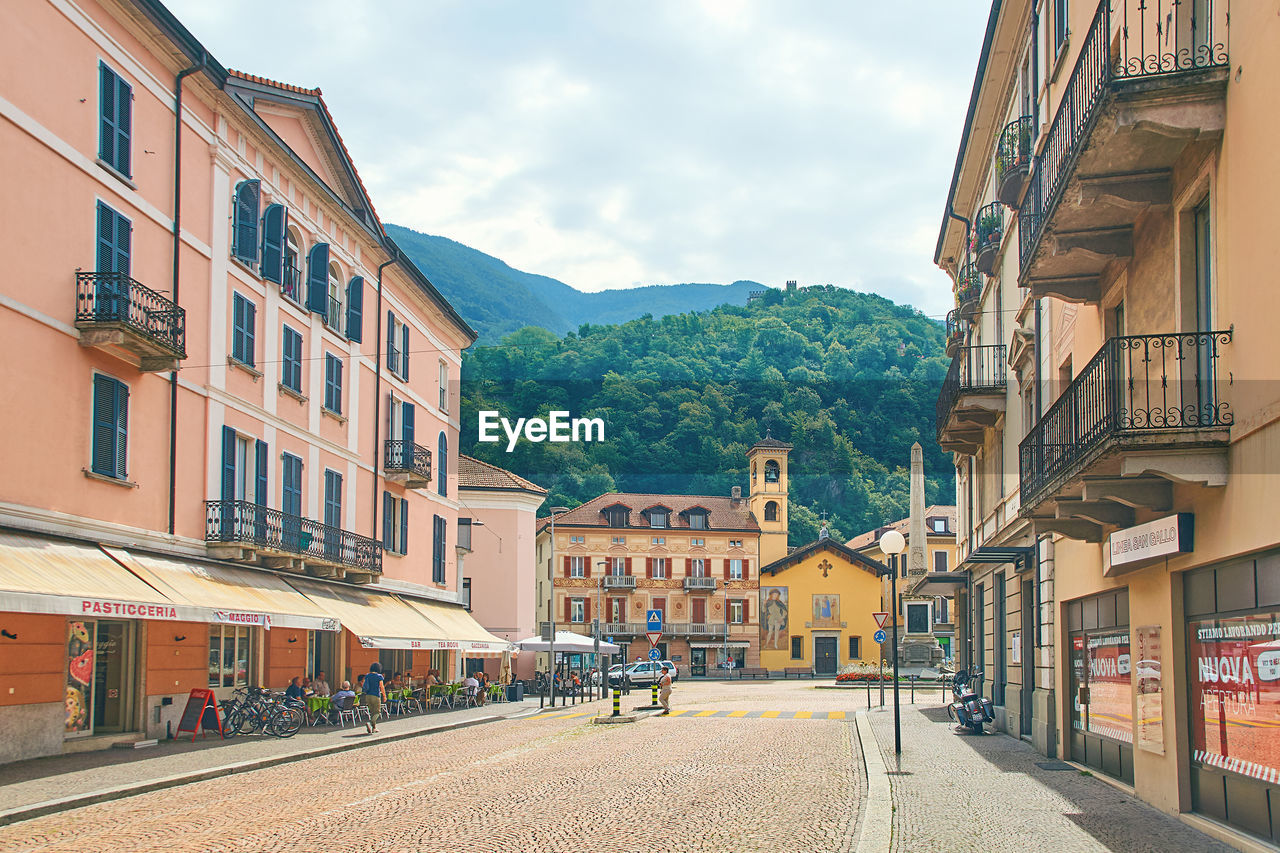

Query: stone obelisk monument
[899,442,943,669]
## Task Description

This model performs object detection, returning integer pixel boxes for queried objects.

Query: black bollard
[612,688,621,717]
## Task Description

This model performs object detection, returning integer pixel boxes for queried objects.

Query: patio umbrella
[514,630,620,654]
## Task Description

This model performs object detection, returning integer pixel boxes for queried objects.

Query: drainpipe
[169,55,206,536]
[946,208,972,271]
[370,257,396,541]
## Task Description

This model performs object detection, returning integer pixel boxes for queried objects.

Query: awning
[401,597,515,655]
[0,531,188,621]
[960,545,1036,569]
[101,546,339,632]
[288,578,448,650]
[689,641,751,648]
[908,571,970,597]
[514,630,619,654]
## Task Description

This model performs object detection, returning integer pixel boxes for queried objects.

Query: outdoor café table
[305,695,333,724]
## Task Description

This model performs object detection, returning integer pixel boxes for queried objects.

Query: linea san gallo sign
[1108,513,1194,570]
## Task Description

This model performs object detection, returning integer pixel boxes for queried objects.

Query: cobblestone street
[0,681,1241,852]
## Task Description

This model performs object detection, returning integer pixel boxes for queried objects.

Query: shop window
[208,625,253,688]
[791,636,803,659]
[1066,588,1133,782]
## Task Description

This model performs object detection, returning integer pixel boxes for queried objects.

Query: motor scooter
[946,668,995,733]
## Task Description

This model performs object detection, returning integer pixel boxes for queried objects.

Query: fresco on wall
[812,593,841,629]
[761,587,789,650]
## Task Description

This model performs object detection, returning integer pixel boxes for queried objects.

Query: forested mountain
[385,224,761,342]
[459,285,953,545]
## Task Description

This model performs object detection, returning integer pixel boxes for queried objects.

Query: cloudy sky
[169,0,989,318]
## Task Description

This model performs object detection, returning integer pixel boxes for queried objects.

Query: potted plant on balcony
[974,204,1003,274]
[953,263,981,320]
[995,116,1033,207]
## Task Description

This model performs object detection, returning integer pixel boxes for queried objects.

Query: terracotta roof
[227,69,320,96]
[457,455,546,495]
[760,538,886,578]
[543,493,758,532]
[845,505,957,551]
[750,430,793,450]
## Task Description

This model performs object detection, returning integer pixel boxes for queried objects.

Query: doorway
[690,648,707,677]
[814,637,837,675]
[66,619,135,738]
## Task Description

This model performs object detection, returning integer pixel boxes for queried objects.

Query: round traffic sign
[648,648,661,661]
[874,629,887,644]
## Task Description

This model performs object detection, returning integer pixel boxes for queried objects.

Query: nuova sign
[1108,513,1194,570]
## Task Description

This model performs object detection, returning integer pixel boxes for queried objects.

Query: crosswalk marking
[727,710,749,718]
[828,711,846,720]
[668,709,692,716]
[535,708,858,721]
[761,711,781,718]
[794,711,813,719]
[694,710,718,717]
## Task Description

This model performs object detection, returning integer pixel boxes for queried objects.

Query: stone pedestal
[898,634,944,673]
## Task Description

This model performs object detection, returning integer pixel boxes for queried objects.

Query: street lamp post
[547,506,569,708]
[878,529,906,756]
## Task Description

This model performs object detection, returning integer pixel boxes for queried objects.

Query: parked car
[610,661,679,687]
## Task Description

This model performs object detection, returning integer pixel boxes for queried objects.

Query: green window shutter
[91,375,118,477]
[306,244,330,317]
[232,180,261,265]
[261,204,287,283]
[345,276,364,342]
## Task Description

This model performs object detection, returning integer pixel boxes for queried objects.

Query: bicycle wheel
[222,707,243,738]
[270,706,304,738]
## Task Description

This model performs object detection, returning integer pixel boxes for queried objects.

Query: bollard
[910,676,915,705]
[941,676,947,703]
[651,683,659,707]
[866,683,870,709]
[612,688,621,717]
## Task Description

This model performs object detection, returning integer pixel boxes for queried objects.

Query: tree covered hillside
[459,286,953,544]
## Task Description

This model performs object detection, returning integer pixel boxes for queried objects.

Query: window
[569,556,585,578]
[764,501,778,522]
[849,636,862,659]
[382,491,409,554]
[432,514,447,583]
[570,599,585,624]
[437,432,448,497]
[98,62,132,177]
[651,537,665,545]
[387,312,410,381]
[791,636,803,660]
[208,625,253,688]
[935,597,949,624]
[326,263,343,333]
[605,507,629,527]
[610,557,626,576]
[690,559,706,578]
[231,293,256,367]
[90,375,129,479]
[323,354,343,414]
[569,535,584,544]
[729,539,742,548]
[729,600,744,624]
[281,326,302,393]
[461,577,471,611]
[220,427,265,506]
[282,227,301,301]
[932,518,947,533]
[649,510,668,528]
[345,277,364,343]
[323,470,342,528]
[729,559,743,580]
[652,558,667,579]
[764,459,780,482]
[608,598,625,623]
[690,538,705,547]
[934,551,949,572]
[611,536,626,545]
[281,453,302,517]
[438,361,448,411]
[688,511,708,530]
[95,202,132,323]
[231,180,260,267]
[1053,0,1069,56]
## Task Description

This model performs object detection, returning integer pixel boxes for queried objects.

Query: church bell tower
[747,431,793,567]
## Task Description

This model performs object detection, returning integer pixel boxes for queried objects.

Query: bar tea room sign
[1108,513,1193,572]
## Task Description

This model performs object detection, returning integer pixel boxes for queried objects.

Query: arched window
[751,462,756,482]
[437,431,448,497]
[764,460,780,483]
[282,227,301,300]
[764,501,778,522]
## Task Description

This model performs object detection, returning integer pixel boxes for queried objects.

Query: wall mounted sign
[1108,513,1193,571]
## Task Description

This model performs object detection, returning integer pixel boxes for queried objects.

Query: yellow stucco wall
[758,543,885,673]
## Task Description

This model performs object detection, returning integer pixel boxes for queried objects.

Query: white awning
[400,596,515,655]
[514,630,620,654]
[102,546,339,632]
[288,578,449,650]
[689,641,751,648]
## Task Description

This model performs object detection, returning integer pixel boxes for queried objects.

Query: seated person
[311,671,331,697]
[285,676,305,700]
[425,669,441,688]
[462,672,479,701]
[330,680,356,722]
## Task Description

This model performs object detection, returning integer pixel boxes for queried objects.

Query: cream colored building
[936,1,1278,847]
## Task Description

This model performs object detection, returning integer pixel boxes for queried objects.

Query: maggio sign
[1108,513,1193,570]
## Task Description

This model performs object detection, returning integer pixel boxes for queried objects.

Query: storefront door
[690,648,707,677]
[65,619,135,738]
[814,637,837,675]
[1066,589,1133,784]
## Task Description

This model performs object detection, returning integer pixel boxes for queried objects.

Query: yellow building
[758,534,887,676]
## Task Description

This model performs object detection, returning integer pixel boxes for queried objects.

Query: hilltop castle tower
[747,431,793,567]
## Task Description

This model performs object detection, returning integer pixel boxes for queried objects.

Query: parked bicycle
[220,686,304,738]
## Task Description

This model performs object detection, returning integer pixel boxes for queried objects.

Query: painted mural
[812,593,841,629]
[761,587,789,650]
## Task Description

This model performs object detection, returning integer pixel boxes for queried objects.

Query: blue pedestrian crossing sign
[874,629,887,644]
[646,610,662,630]
[648,648,661,661]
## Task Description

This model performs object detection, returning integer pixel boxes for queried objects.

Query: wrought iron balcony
[1018,0,1229,300]
[937,345,1007,454]
[281,261,301,303]
[1019,330,1232,529]
[384,440,432,489]
[973,202,1004,275]
[75,272,186,371]
[945,310,964,358]
[602,574,637,590]
[205,500,382,582]
[683,576,718,592]
[995,115,1033,207]
[954,262,981,321]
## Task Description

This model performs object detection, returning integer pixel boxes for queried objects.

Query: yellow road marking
[727,710,749,718]
[669,709,692,716]
[794,711,813,719]
[695,710,717,717]
[828,711,846,720]
[761,710,780,718]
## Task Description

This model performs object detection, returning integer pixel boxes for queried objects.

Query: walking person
[361,662,386,734]
[658,665,673,715]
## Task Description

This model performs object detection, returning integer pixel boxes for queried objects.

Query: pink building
[456,457,547,681]
[0,0,505,761]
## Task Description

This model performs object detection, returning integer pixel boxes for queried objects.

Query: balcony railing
[75,272,186,365]
[281,261,301,303]
[974,202,1004,275]
[936,345,1007,441]
[603,575,636,590]
[670,622,728,637]
[205,500,382,576]
[995,115,1033,207]
[683,576,718,592]
[1019,0,1230,273]
[384,439,432,488]
[602,622,645,636]
[1019,330,1232,508]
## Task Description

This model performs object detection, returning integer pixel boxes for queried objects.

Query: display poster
[1011,631,1021,665]
[1134,625,1164,754]
[1085,631,1134,743]
[1188,611,1280,784]
[65,621,93,735]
